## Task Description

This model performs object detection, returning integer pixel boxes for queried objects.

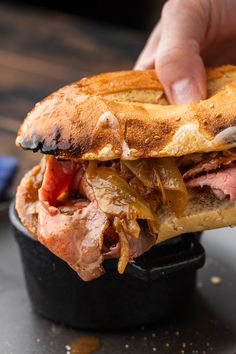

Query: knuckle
[157,39,199,65]
[157,45,186,67]
[155,40,200,77]
[156,51,181,74]
[162,0,208,27]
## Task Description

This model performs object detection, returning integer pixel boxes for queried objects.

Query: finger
[155,0,209,104]
[134,22,161,70]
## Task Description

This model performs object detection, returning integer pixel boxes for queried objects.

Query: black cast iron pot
[9,201,205,330]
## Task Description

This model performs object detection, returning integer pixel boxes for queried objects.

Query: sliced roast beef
[39,156,77,206]
[78,174,95,201]
[127,230,156,259]
[38,156,109,281]
[183,152,236,179]
[38,201,108,281]
[26,155,158,280]
[186,164,236,201]
[103,223,155,259]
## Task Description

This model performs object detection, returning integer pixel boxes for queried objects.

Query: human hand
[135,0,236,104]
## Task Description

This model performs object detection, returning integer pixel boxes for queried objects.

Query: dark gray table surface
[1,204,236,354]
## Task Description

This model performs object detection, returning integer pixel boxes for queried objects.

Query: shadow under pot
[9,201,205,330]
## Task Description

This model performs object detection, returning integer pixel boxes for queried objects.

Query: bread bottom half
[157,190,236,243]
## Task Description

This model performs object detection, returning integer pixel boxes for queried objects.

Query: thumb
[156,0,208,104]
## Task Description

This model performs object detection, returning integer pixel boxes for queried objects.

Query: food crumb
[180,351,185,354]
[182,343,186,348]
[175,331,180,336]
[210,276,222,285]
[206,342,210,347]
[36,338,40,343]
[143,336,147,341]
[65,345,71,351]
[152,333,156,338]
[51,324,61,334]
[152,347,157,352]
[166,343,170,347]
[124,344,129,349]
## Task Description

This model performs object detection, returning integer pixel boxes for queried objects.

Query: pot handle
[125,234,205,281]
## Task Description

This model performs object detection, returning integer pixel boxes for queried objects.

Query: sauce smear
[67,336,101,354]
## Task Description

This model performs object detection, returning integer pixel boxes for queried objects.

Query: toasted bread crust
[16,66,236,160]
[157,190,236,242]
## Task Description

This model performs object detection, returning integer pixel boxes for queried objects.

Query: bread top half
[16,65,236,160]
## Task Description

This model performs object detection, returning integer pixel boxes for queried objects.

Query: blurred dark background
[0,0,166,30]
[0,0,166,182]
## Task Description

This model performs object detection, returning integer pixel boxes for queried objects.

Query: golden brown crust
[16,65,236,160]
[157,190,236,242]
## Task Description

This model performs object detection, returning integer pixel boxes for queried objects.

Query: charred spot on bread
[16,66,236,160]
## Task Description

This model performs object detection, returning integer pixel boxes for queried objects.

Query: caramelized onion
[87,164,156,223]
[155,157,188,216]
[124,158,188,216]
[114,217,129,274]
[123,159,162,190]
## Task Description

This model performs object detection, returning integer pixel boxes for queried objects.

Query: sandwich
[16,65,236,281]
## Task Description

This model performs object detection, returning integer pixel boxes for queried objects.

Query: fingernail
[171,77,203,104]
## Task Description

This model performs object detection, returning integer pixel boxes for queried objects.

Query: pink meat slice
[104,229,156,259]
[38,201,108,281]
[128,231,156,259]
[37,156,108,281]
[183,153,236,179]
[39,156,77,206]
[37,156,157,279]
[186,165,236,200]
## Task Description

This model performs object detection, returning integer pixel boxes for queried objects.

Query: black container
[10,202,205,330]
